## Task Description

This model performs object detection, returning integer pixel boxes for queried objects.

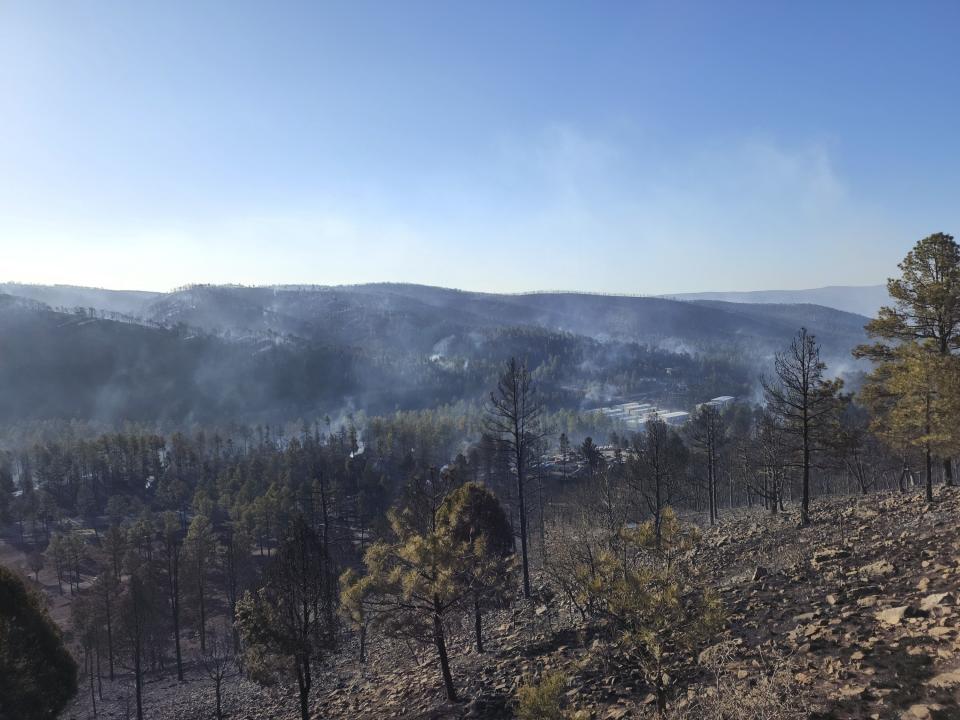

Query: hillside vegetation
[0,284,867,426]
[2,234,960,720]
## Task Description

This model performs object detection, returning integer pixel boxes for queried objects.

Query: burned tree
[160,511,185,681]
[485,357,545,598]
[236,516,338,720]
[752,410,790,514]
[762,328,842,526]
[199,627,238,720]
[118,570,160,720]
[687,404,725,524]
[628,418,688,547]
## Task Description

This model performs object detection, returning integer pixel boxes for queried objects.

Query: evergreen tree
[858,232,960,487]
[0,565,77,720]
[341,500,474,701]
[579,511,723,717]
[436,482,515,653]
[859,345,960,501]
[237,516,338,720]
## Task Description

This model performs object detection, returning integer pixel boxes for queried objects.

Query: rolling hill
[133,283,871,361]
[0,283,872,426]
[662,284,889,318]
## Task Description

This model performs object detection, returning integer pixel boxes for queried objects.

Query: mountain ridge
[662,284,889,318]
[0,283,873,425]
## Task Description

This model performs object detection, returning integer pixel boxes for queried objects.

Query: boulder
[858,560,896,578]
[927,670,960,689]
[813,548,850,565]
[874,605,910,625]
[920,592,954,612]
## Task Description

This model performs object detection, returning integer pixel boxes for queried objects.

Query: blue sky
[2,1,959,293]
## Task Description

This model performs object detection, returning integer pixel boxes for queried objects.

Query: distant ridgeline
[0,283,869,427]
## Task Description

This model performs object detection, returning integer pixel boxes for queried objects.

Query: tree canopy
[0,565,78,720]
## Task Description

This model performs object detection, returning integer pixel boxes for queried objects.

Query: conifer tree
[436,482,515,653]
[486,357,545,598]
[859,345,960,501]
[763,328,843,525]
[858,232,960,487]
[579,510,723,716]
[0,565,77,719]
[237,516,338,720]
[341,511,468,701]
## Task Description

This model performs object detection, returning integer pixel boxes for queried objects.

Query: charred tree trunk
[474,597,484,653]
[296,654,312,720]
[433,596,457,701]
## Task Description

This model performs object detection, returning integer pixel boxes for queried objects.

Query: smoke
[0,282,872,433]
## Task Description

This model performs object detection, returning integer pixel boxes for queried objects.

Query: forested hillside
[6,0,960,717]
[0,283,868,428]
[0,295,754,426]
[1,282,869,359]
[5,236,959,720]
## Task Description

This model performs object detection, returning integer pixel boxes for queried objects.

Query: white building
[695,395,736,411]
[594,402,690,429]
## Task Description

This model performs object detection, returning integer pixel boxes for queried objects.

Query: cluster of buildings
[596,395,737,431]
[597,401,690,429]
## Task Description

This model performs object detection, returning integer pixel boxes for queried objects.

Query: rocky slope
[63,487,960,720]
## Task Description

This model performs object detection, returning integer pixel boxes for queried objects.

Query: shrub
[580,509,724,716]
[516,671,568,720]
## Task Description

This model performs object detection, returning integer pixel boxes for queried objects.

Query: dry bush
[648,641,815,720]
[515,671,568,720]
[753,536,810,574]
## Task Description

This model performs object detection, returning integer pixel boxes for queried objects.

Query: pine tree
[436,482,515,653]
[762,328,843,525]
[341,485,483,702]
[486,357,545,598]
[858,232,960,487]
[859,345,960,501]
[184,512,216,653]
[237,517,338,720]
[0,565,77,719]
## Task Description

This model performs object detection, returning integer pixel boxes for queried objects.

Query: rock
[604,708,629,719]
[813,548,850,565]
[838,683,868,698]
[858,560,896,577]
[875,605,910,625]
[907,704,944,719]
[927,670,960,688]
[921,592,954,612]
